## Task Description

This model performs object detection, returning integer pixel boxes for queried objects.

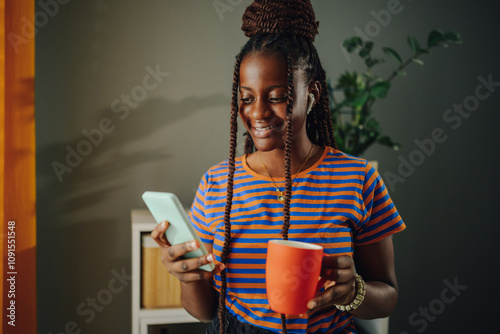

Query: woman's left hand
[307,255,356,313]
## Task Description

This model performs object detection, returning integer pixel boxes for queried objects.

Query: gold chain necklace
[259,145,314,203]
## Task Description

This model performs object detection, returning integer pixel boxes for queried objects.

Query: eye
[239,97,254,104]
[269,96,288,103]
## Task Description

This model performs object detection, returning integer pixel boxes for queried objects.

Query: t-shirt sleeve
[188,172,215,245]
[354,161,406,245]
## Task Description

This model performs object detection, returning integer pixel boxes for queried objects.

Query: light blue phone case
[142,191,215,271]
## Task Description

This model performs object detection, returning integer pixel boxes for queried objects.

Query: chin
[253,141,284,152]
[249,133,285,151]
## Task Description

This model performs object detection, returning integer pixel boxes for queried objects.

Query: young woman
[152,1,405,333]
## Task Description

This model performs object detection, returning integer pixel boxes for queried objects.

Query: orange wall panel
[2,0,37,333]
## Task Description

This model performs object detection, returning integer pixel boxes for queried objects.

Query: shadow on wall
[36,93,228,332]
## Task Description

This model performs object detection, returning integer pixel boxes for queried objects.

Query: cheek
[291,109,308,132]
[291,95,308,121]
[293,94,308,115]
[293,100,307,116]
[238,106,250,127]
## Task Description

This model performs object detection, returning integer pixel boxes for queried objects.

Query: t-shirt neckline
[242,146,331,182]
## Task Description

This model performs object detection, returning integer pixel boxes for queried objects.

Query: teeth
[255,125,274,131]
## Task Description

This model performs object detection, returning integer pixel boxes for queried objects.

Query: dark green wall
[35,0,500,333]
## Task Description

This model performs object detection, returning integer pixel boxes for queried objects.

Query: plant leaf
[357,119,381,155]
[427,29,444,48]
[365,57,385,68]
[337,71,358,88]
[370,81,391,98]
[364,118,381,135]
[378,136,401,151]
[353,92,370,108]
[443,31,462,43]
[407,36,421,54]
[354,74,366,91]
[343,36,363,53]
[382,47,402,64]
[358,41,374,58]
[412,58,424,66]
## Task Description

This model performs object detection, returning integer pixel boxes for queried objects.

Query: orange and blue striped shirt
[189,147,405,333]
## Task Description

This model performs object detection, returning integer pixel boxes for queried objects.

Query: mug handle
[316,253,330,292]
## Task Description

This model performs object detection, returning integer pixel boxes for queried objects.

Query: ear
[308,80,321,108]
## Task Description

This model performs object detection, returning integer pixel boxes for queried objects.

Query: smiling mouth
[254,125,275,131]
[251,123,282,138]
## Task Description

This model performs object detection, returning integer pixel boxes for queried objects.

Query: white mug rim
[269,239,323,250]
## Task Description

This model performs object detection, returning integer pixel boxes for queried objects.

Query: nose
[251,98,272,120]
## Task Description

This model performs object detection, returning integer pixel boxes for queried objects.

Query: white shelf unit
[131,209,198,334]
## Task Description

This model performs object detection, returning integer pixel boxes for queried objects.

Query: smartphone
[142,191,214,271]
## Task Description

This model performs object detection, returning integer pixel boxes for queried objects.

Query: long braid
[319,67,337,148]
[244,133,255,154]
[281,54,294,240]
[305,48,337,149]
[218,53,242,334]
[308,105,319,143]
[278,54,295,334]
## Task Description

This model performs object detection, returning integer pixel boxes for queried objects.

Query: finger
[171,253,216,273]
[322,255,354,270]
[321,255,354,282]
[212,262,225,275]
[151,221,171,247]
[164,239,200,261]
[174,263,225,283]
[307,281,356,312]
[321,268,353,284]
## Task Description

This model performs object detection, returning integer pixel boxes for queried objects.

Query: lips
[254,125,275,131]
[251,123,282,138]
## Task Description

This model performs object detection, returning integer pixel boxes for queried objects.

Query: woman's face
[238,51,314,152]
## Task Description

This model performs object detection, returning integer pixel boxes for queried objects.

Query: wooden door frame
[2,1,37,333]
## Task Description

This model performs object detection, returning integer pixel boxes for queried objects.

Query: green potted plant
[328,29,462,157]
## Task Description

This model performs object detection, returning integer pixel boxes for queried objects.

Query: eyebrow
[240,85,288,91]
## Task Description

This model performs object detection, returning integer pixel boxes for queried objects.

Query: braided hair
[218,1,336,333]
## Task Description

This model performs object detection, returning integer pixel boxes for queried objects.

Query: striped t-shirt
[189,147,405,333]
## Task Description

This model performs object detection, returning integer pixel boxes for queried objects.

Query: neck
[258,143,317,178]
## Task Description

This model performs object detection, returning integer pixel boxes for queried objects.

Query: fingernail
[188,241,197,250]
[308,301,317,309]
[160,221,166,228]
[206,254,213,262]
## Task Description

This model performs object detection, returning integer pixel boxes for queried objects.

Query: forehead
[239,51,288,85]
[239,51,307,87]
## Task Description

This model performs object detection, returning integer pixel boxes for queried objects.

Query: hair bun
[241,0,319,42]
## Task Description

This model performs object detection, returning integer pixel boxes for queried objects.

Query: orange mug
[265,240,327,315]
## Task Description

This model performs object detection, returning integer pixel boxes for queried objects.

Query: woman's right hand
[151,221,225,283]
